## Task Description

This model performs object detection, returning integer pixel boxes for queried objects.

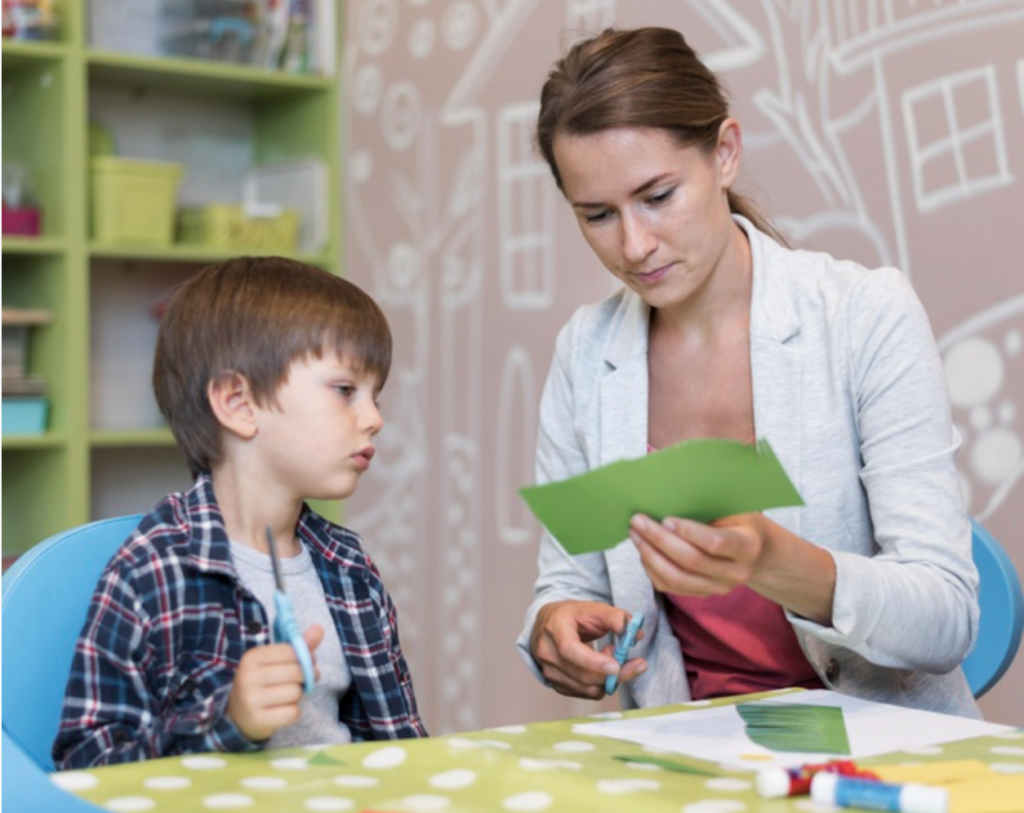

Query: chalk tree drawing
[344,0,1024,732]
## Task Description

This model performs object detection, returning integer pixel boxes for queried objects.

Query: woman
[515,26,980,717]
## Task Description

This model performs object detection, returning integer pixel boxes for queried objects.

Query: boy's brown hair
[153,256,392,476]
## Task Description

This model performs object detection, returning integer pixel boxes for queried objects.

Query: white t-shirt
[230,540,353,747]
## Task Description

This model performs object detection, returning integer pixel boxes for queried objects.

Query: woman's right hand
[529,600,647,699]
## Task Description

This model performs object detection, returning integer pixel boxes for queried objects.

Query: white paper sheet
[571,690,1013,772]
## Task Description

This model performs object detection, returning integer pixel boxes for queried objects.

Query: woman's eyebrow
[571,174,672,209]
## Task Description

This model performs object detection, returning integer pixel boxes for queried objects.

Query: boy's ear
[207,371,259,440]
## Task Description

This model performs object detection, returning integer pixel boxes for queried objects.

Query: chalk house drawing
[344,0,1024,732]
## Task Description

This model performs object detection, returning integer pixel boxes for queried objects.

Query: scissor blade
[265,524,285,591]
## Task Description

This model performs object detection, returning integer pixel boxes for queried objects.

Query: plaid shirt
[53,474,426,769]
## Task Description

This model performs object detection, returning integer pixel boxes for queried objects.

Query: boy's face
[254,350,384,502]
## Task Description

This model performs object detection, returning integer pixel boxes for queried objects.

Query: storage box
[2,397,49,436]
[177,204,299,252]
[91,157,184,245]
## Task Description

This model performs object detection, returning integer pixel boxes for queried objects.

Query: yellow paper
[873,760,995,785]
[949,775,1024,813]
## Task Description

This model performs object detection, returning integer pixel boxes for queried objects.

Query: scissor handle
[273,591,316,695]
[604,611,645,695]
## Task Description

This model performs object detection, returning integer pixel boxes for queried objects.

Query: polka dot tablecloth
[54,692,1024,812]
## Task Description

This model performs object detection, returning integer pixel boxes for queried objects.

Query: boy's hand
[226,624,324,742]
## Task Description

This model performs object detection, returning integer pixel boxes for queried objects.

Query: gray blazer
[517,217,981,718]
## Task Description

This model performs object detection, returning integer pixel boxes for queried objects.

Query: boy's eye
[335,385,356,398]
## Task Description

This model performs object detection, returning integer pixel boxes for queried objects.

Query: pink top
[664,590,824,699]
[647,443,823,698]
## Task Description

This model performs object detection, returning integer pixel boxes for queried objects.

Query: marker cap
[755,767,793,798]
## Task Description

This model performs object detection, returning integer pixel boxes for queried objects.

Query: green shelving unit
[2,2,341,558]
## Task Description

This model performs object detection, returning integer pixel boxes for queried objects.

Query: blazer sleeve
[515,313,617,682]
[788,269,979,673]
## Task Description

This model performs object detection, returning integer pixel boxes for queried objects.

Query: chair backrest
[1,514,143,771]
[964,518,1024,698]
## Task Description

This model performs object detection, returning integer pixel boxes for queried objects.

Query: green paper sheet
[736,701,852,754]
[519,438,803,555]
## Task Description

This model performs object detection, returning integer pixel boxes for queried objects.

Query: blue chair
[963,518,1024,698]
[2,513,143,800]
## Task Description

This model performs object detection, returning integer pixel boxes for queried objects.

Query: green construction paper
[518,438,803,555]
[306,751,345,766]
[736,702,852,754]
[613,755,719,775]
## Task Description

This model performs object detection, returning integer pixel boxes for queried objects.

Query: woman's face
[552,124,742,314]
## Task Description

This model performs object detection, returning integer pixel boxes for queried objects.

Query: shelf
[2,236,66,256]
[89,242,328,265]
[89,428,178,448]
[1,39,67,67]
[1,432,66,450]
[87,50,332,100]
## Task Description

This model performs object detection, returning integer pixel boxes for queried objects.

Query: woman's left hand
[629,513,767,597]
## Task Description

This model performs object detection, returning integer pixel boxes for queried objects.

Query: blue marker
[811,773,948,813]
[604,612,645,695]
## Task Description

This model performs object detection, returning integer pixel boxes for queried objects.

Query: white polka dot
[362,745,407,769]
[182,756,228,770]
[992,762,1024,773]
[596,778,660,794]
[553,740,595,753]
[270,757,310,770]
[144,776,192,790]
[901,746,945,755]
[518,758,583,771]
[489,725,527,734]
[794,801,840,812]
[502,791,553,811]
[971,427,1021,484]
[587,711,623,719]
[203,794,254,808]
[682,801,747,813]
[400,795,451,812]
[945,337,1004,407]
[429,769,476,789]
[105,798,156,813]
[332,775,380,788]
[240,776,287,790]
[304,797,355,812]
[51,772,99,791]
[479,739,512,749]
[991,746,1024,757]
[706,778,753,792]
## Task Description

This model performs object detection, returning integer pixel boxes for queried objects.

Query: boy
[54,256,426,769]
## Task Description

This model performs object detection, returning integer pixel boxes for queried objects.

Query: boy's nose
[362,402,384,436]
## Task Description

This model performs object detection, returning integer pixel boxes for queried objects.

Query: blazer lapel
[748,226,803,533]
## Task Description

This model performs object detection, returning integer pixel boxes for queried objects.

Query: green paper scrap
[306,751,345,766]
[736,702,851,755]
[519,438,803,555]
[613,755,719,776]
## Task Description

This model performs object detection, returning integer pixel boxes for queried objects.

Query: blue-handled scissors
[604,611,645,695]
[265,525,316,695]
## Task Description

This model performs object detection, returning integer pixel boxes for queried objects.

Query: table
[55,691,1024,812]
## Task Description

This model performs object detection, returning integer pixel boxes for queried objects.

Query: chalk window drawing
[497,103,556,310]
[902,64,1012,214]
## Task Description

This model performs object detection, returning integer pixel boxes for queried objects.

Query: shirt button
[181,678,198,694]
[825,658,840,683]
[112,728,131,744]
[246,620,263,636]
